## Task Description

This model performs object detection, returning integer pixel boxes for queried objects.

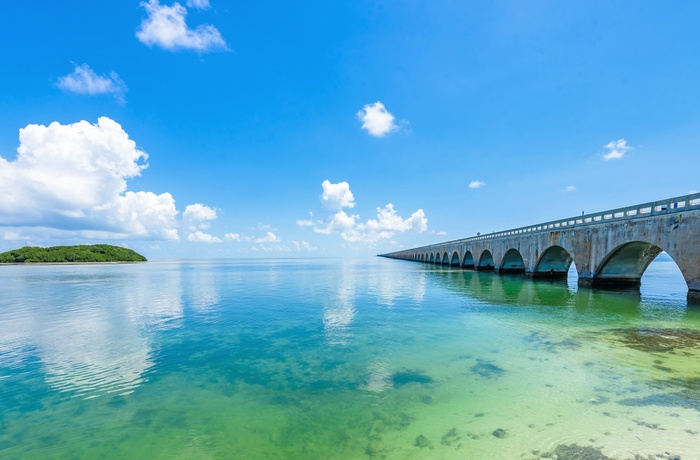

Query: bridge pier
[688,291,700,304]
[577,276,642,290]
[499,267,525,275]
[529,269,568,280]
[475,265,494,271]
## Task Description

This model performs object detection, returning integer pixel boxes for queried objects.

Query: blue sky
[1,1,699,259]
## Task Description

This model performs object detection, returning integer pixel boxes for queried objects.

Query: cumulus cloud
[224,232,240,241]
[356,102,400,137]
[296,219,314,227]
[314,211,358,237]
[469,180,486,189]
[95,191,179,240]
[183,203,217,231]
[187,230,222,243]
[321,180,355,210]
[602,138,631,160]
[361,204,427,233]
[255,231,281,243]
[186,0,210,8]
[563,185,576,192]
[136,0,227,53]
[308,181,428,244]
[57,64,128,104]
[183,203,217,221]
[0,117,217,241]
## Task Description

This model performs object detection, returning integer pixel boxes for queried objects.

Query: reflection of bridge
[380,193,700,301]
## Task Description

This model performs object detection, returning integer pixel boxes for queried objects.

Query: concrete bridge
[380,193,700,301]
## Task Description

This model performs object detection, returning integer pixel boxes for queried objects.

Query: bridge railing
[397,192,700,253]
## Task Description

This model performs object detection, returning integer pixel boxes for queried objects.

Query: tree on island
[0,245,147,263]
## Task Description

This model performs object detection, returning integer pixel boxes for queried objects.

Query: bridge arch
[450,251,461,266]
[440,252,447,265]
[594,241,663,287]
[477,250,494,271]
[500,248,525,274]
[534,245,573,278]
[429,253,435,263]
[462,251,475,269]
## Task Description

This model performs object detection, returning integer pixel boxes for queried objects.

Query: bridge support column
[529,270,568,280]
[475,265,494,271]
[688,289,700,304]
[685,273,700,305]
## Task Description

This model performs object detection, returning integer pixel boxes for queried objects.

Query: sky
[1,1,699,259]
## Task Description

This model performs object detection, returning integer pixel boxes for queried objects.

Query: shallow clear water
[1,256,699,459]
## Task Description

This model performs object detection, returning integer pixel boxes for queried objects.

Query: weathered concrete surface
[381,194,700,302]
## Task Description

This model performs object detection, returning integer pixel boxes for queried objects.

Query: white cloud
[469,180,486,189]
[293,241,317,251]
[320,180,355,210]
[563,185,576,192]
[252,243,293,252]
[3,231,24,241]
[95,191,179,240]
[314,211,358,236]
[309,181,428,244]
[356,102,400,137]
[57,64,128,104]
[224,232,240,241]
[602,138,631,160]
[187,230,222,243]
[183,203,217,230]
[137,0,227,53]
[0,117,210,241]
[255,231,280,243]
[186,0,210,8]
[183,203,217,221]
[361,204,427,233]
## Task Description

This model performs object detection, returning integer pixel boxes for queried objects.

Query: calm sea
[1,255,699,459]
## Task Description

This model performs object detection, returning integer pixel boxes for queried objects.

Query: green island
[0,244,147,263]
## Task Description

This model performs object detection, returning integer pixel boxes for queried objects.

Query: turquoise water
[1,256,700,459]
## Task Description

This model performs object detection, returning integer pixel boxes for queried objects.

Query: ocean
[1,255,699,459]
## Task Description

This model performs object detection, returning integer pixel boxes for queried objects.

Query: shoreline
[0,261,147,266]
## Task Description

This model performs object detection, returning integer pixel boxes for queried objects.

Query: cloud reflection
[0,264,183,397]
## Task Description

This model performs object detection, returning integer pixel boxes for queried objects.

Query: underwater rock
[523,331,581,353]
[415,434,430,447]
[470,359,505,379]
[609,328,700,353]
[618,382,700,412]
[547,443,611,459]
[633,419,664,430]
[492,428,507,439]
[391,370,433,388]
[440,428,460,446]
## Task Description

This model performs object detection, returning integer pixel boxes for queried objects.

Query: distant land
[0,245,147,263]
